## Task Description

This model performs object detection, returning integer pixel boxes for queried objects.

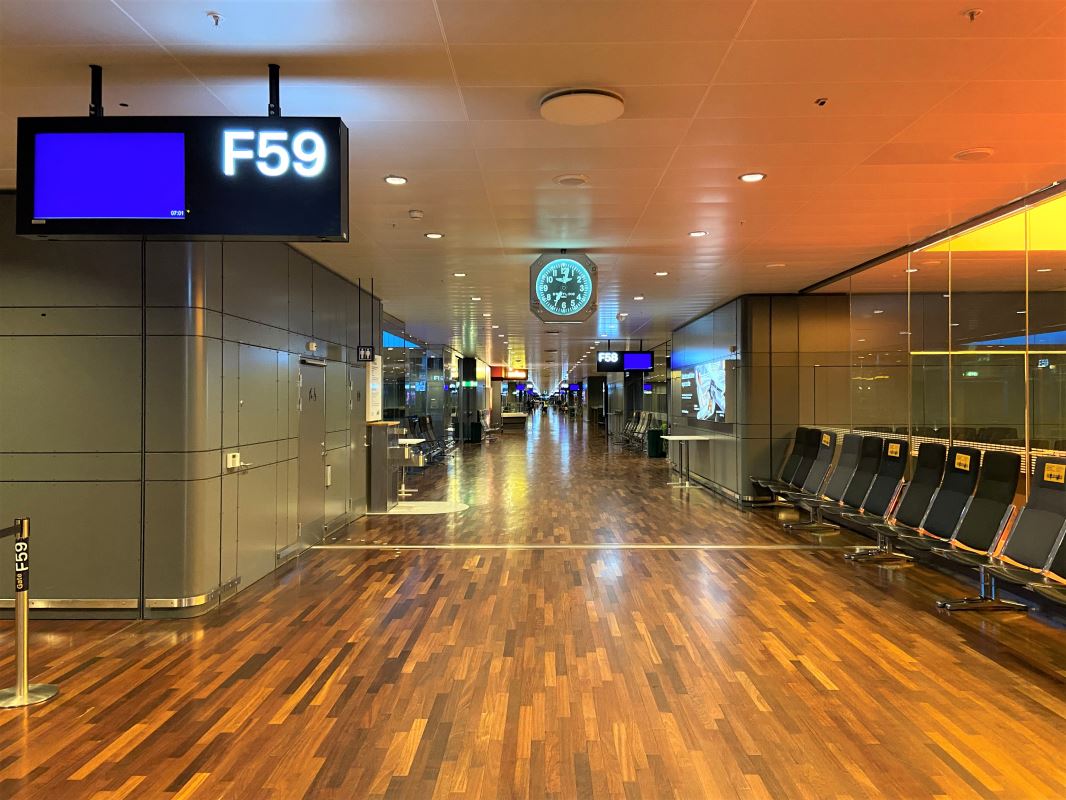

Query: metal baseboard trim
[0,598,138,610]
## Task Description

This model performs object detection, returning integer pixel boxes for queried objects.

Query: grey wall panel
[146,307,222,338]
[222,243,289,329]
[0,482,140,599]
[144,477,221,600]
[220,472,238,586]
[313,265,348,346]
[325,452,348,531]
[145,450,220,482]
[146,335,222,453]
[236,463,278,591]
[237,344,280,446]
[0,336,141,453]
[325,360,348,434]
[0,307,140,336]
[146,242,222,311]
[0,240,141,310]
[221,340,239,449]
[0,452,140,482]
[288,251,314,336]
[223,314,289,351]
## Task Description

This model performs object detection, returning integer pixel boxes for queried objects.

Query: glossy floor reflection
[0,414,1064,799]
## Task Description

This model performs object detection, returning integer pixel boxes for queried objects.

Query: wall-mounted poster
[367,355,383,422]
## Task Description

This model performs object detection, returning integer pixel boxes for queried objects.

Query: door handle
[238,461,253,470]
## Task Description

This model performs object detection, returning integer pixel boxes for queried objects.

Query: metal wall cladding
[0,193,386,613]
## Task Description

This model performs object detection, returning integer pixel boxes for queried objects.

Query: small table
[661,435,713,489]
[397,438,425,497]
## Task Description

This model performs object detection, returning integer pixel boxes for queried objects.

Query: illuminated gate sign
[16,116,348,241]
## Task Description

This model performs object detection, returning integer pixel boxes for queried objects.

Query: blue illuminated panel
[622,352,653,370]
[33,132,185,220]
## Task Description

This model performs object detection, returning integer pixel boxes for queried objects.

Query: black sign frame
[16,116,349,241]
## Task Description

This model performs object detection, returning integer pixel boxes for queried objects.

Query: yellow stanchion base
[0,684,58,708]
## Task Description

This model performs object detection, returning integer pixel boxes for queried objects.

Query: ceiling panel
[0,0,1063,387]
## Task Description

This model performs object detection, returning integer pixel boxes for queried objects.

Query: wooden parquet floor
[1,413,1065,799]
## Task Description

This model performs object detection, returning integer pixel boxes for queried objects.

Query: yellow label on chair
[887,442,901,458]
[955,453,971,471]
[1044,463,1065,484]
[821,433,830,447]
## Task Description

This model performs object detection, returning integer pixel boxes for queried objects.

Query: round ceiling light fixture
[553,173,591,187]
[688,230,708,238]
[424,232,444,239]
[738,172,767,183]
[952,147,994,162]
[384,174,408,185]
[540,88,625,126]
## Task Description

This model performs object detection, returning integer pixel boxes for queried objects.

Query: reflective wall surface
[818,190,1066,499]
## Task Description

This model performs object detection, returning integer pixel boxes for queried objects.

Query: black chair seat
[895,532,945,550]
[871,522,917,539]
[933,549,991,568]
[986,563,1042,586]
[1029,582,1066,605]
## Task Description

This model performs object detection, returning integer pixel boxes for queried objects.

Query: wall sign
[596,351,623,372]
[529,252,597,323]
[1044,462,1065,484]
[356,345,375,362]
[16,116,348,240]
[366,356,383,422]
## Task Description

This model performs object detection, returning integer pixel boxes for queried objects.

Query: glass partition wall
[818,189,1066,499]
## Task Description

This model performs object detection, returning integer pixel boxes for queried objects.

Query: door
[298,360,326,545]
[349,366,367,517]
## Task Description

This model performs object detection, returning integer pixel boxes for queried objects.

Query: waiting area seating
[618,411,665,451]
[759,427,1066,619]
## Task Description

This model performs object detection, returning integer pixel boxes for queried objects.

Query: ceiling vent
[952,147,994,162]
[540,89,624,126]
[553,173,590,187]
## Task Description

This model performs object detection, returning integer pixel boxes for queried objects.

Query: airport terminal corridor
[1,417,1064,800]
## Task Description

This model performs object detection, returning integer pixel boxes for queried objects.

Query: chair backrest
[920,446,981,538]
[841,436,884,509]
[779,427,809,483]
[998,457,1066,570]
[860,438,908,517]
[789,427,823,489]
[822,433,863,501]
[951,450,1021,553]
[893,442,946,528]
[800,430,837,494]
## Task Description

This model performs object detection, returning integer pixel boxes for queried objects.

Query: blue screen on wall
[33,132,186,220]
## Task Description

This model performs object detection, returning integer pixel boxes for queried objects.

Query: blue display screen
[33,132,185,220]
[622,352,653,370]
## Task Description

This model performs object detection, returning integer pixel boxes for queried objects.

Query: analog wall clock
[529,252,597,323]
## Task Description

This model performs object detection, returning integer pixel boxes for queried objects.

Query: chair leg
[843,534,913,564]
[936,569,1031,613]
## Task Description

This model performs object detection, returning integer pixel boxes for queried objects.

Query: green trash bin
[647,428,666,458]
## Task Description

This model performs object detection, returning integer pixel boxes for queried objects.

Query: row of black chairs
[861,425,1066,450]
[618,412,659,451]
[406,415,455,463]
[753,427,1066,612]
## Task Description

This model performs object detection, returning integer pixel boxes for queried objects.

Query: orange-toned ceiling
[1,1,1065,385]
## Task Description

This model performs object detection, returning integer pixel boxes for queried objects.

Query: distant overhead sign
[16,116,348,241]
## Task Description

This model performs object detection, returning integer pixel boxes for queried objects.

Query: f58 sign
[16,116,348,241]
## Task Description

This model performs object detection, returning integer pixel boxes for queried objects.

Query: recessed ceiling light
[425,232,444,239]
[738,172,766,183]
[498,334,505,338]
[384,175,408,185]
[655,271,669,276]
[483,312,492,317]
[688,230,708,238]
[553,173,591,187]
[633,295,645,301]
[1037,268,1053,273]
[453,272,466,277]
[905,268,919,273]
[765,263,786,269]
[471,296,481,301]
[619,312,629,318]
[1016,310,1027,314]
[492,324,499,329]
[873,309,884,314]
[858,338,866,342]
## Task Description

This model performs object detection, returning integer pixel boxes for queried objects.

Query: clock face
[534,258,593,316]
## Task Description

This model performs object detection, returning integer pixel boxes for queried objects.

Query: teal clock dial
[534,258,592,316]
